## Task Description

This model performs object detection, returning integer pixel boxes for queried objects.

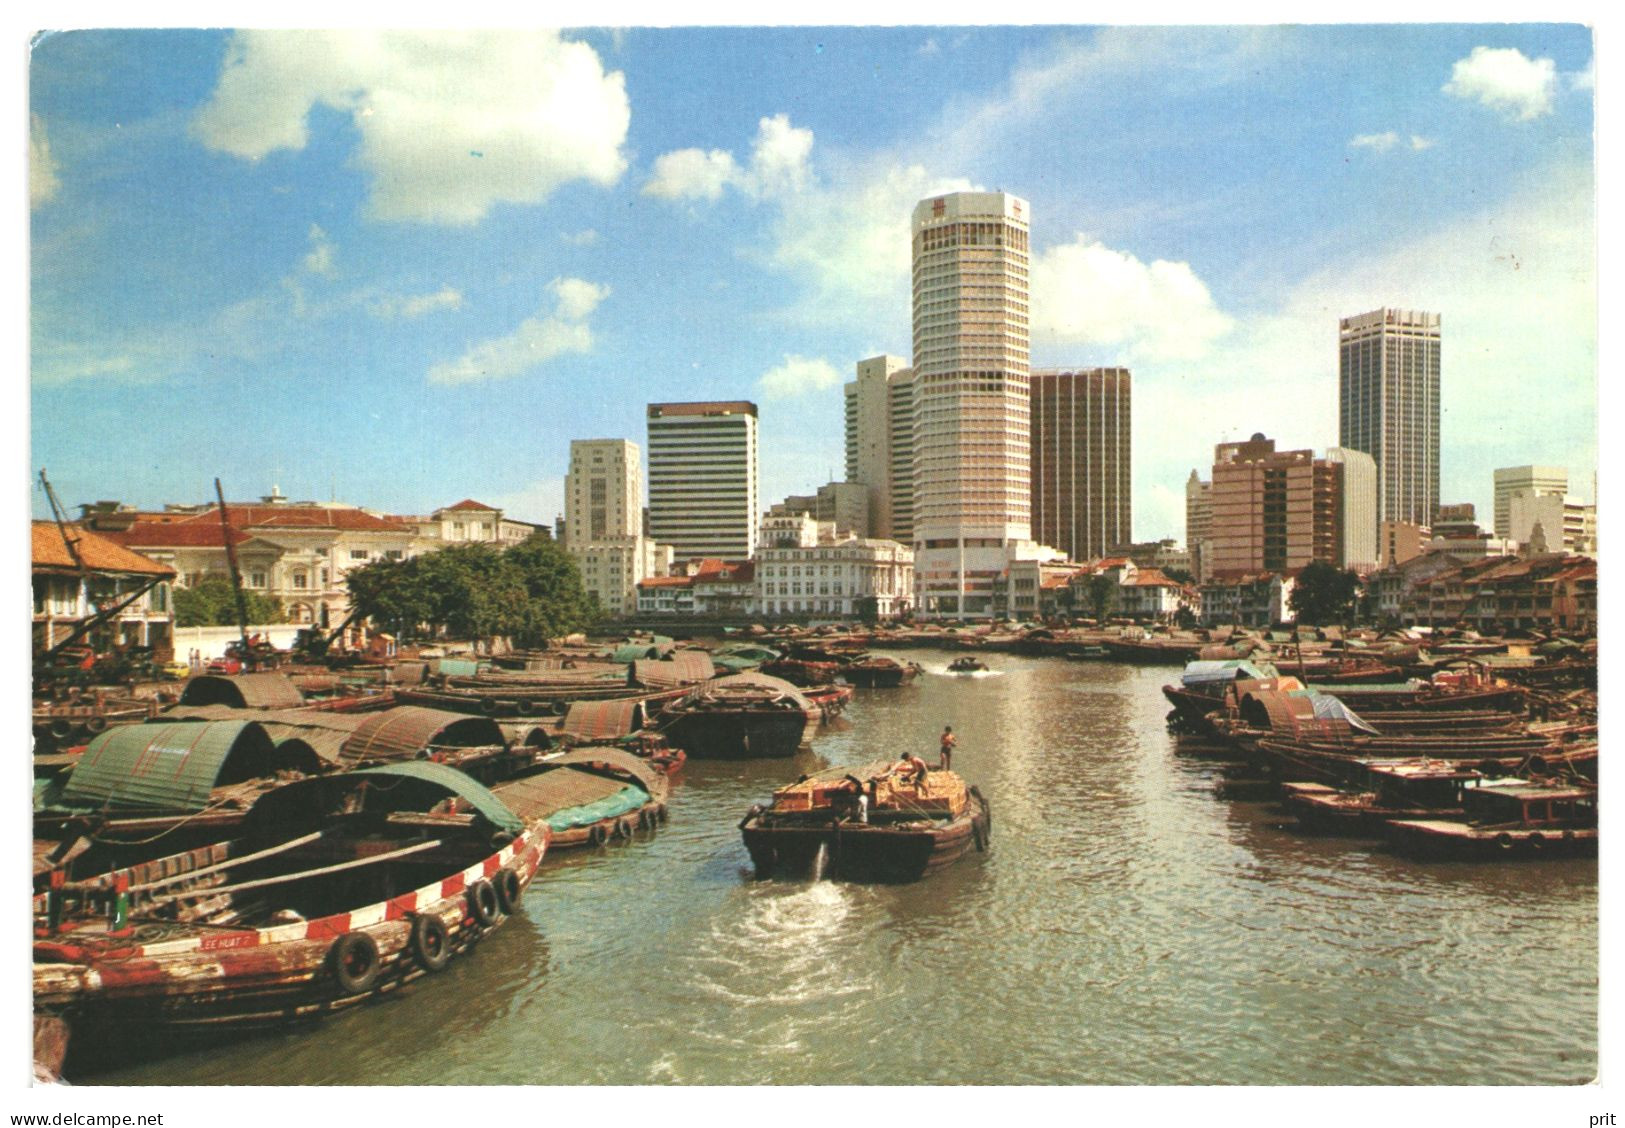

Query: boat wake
[926,665,1006,679]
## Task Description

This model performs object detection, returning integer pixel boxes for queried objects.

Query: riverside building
[1030,367,1132,564]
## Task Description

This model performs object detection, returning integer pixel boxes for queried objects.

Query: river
[85,651,1597,1087]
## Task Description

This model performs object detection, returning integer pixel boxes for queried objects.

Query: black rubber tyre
[329,932,381,994]
[494,867,523,914]
[467,879,500,926]
[588,823,609,847]
[410,913,451,972]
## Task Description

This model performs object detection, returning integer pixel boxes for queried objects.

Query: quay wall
[171,624,303,660]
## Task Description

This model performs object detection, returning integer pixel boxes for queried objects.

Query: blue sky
[29,24,1597,541]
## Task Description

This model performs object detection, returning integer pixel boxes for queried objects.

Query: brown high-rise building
[1209,433,1343,577]
[1030,368,1131,562]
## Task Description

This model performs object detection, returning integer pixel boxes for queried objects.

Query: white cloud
[757,354,845,399]
[1570,57,1595,92]
[369,286,464,320]
[642,114,813,202]
[302,224,336,276]
[30,114,60,207]
[427,277,608,385]
[643,147,739,201]
[1350,132,1434,153]
[193,30,630,224]
[1442,46,1556,122]
[918,38,941,57]
[561,229,600,246]
[1030,238,1233,363]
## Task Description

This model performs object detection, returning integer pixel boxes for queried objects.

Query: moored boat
[739,760,991,883]
[33,761,549,1077]
[488,747,668,849]
[1385,780,1597,860]
[947,657,990,674]
[658,673,820,758]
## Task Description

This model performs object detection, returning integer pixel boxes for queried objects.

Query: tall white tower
[909,191,1032,616]
[564,439,641,548]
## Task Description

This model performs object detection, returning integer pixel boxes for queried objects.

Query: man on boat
[939,725,956,770]
[899,750,931,787]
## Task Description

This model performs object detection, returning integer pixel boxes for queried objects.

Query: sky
[28,23,1597,544]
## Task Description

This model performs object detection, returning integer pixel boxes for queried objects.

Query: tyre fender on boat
[972,818,988,853]
[739,804,763,832]
[638,806,658,831]
[467,879,501,927]
[329,931,381,994]
[84,716,108,735]
[1527,832,1546,851]
[587,822,609,847]
[1496,832,1516,851]
[494,867,523,915]
[48,719,75,741]
[409,913,451,972]
[614,817,635,841]
[971,786,992,834]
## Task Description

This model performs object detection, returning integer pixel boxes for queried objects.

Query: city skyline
[30,26,1596,542]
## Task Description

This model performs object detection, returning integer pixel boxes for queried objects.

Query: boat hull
[662,710,818,758]
[1384,819,1597,861]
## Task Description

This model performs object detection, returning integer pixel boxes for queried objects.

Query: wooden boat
[33,761,548,1077]
[487,747,668,849]
[739,760,990,883]
[1282,760,1490,836]
[840,656,922,688]
[657,673,820,759]
[1385,780,1597,860]
[947,657,990,674]
[801,683,854,721]
[1102,637,1202,665]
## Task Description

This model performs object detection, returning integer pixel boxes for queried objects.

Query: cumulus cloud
[642,114,813,202]
[427,277,608,385]
[561,229,600,246]
[1443,46,1556,121]
[193,30,630,224]
[1349,132,1434,153]
[30,114,60,207]
[302,224,336,276]
[757,354,845,399]
[1030,238,1233,363]
[368,286,464,320]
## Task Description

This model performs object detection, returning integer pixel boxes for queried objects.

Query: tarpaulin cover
[1181,660,1277,687]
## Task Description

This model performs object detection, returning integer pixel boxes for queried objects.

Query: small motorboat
[947,657,989,674]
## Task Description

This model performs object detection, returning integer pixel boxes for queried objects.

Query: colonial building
[33,521,176,655]
[755,536,914,620]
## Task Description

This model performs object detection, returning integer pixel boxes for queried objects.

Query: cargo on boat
[739,760,991,883]
[840,656,922,688]
[33,761,548,1077]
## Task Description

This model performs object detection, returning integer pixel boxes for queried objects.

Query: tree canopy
[173,576,287,628]
[345,535,597,645]
[1289,561,1363,626]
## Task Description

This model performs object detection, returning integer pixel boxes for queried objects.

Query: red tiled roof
[638,576,693,589]
[109,522,252,549]
[173,504,412,532]
[696,561,755,584]
[32,522,175,577]
[439,499,499,513]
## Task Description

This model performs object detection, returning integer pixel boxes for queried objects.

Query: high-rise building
[1186,471,1213,582]
[1208,434,1344,577]
[564,439,641,547]
[562,439,668,616]
[1493,465,1568,539]
[1030,367,1132,562]
[1338,308,1441,538]
[910,190,1032,616]
[646,401,759,563]
[1324,447,1378,571]
[887,370,918,543]
[843,355,913,540]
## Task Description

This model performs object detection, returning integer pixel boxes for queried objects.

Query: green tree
[173,576,286,627]
[1289,561,1362,626]
[502,535,598,644]
[1084,574,1119,622]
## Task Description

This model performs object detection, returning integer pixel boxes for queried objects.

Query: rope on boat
[140,837,443,908]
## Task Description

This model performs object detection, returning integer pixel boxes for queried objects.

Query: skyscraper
[646,401,759,562]
[564,439,641,547]
[843,354,913,541]
[1324,446,1378,570]
[910,190,1032,616]
[1030,367,1132,562]
[1338,308,1441,535]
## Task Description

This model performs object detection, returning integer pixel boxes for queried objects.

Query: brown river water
[83,651,1597,1087]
